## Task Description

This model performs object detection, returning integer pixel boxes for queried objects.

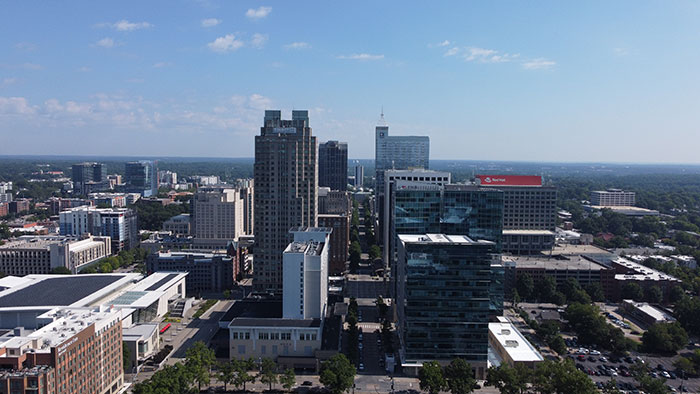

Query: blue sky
[1,1,699,162]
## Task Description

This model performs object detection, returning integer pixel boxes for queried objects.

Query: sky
[1,1,699,163]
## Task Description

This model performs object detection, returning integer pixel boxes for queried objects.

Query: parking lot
[566,340,698,393]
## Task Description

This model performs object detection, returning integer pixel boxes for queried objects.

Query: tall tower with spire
[373,110,430,246]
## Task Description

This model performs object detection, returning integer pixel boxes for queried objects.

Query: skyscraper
[396,234,498,378]
[254,110,318,293]
[354,165,364,188]
[72,162,105,195]
[319,140,348,191]
[374,113,430,240]
[125,161,157,197]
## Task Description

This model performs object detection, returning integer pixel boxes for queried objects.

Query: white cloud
[111,20,152,31]
[14,42,36,51]
[463,47,518,63]
[522,58,556,70]
[444,47,459,57]
[95,37,115,48]
[284,42,311,50]
[201,18,221,28]
[1,78,17,86]
[251,33,268,48]
[0,97,36,114]
[437,40,450,47]
[77,66,91,72]
[21,63,42,70]
[152,62,172,68]
[336,53,384,60]
[246,6,272,20]
[613,47,629,57]
[207,34,244,53]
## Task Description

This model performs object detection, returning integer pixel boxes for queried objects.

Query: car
[302,381,313,386]
[590,350,601,356]
[588,356,597,362]
[359,363,365,371]
[669,371,677,379]
[359,342,363,349]
[596,382,604,389]
[577,355,586,360]
[662,371,671,379]
[624,356,633,363]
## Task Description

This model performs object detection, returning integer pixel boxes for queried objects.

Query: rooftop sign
[476,175,542,187]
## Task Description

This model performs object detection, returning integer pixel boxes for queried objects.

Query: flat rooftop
[548,244,612,256]
[0,275,125,307]
[0,236,75,250]
[623,300,675,323]
[284,241,324,256]
[398,233,493,245]
[613,257,681,282]
[222,299,321,328]
[503,229,555,236]
[489,319,544,363]
[504,255,609,271]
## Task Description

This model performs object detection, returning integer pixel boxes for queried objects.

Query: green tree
[217,361,235,392]
[485,363,530,394]
[515,273,535,300]
[419,361,446,394]
[532,359,597,394]
[601,379,623,393]
[185,341,215,390]
[645,286,664,304]
[621,282,644,300]
[319,354,356,394]
[673,356,696,377]
[123,343,132,372]
[133,363,196,394]
[259,358,278,391]
[375,296,388,320]
[537,276,557,303]
[642,322,688,353]
[233,358,256,391]
[369,244,381,260]
[585,282,605,302]
[349,241,362,273]
[444,358,476,394]
[280,368,296,392]
[51,266,72,275]
[223,289,231,299]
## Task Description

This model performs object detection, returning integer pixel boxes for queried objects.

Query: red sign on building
[476,175,542,187]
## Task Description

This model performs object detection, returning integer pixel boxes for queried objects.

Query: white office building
[283,228,330,320]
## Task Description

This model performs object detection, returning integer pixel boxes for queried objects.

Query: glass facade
[397,237,497,362]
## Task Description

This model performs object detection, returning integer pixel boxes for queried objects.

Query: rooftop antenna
[378,106,387,126]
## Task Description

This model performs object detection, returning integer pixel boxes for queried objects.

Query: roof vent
[505,340,519,348]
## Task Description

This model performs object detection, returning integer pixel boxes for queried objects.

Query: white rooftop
[398,233,493,245]
[613,257,681,283]
[623,300,675,323]
[489,320,544,363]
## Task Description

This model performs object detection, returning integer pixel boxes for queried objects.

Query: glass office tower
[396,234,498,379]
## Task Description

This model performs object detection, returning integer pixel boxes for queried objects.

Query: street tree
[419,361,446,394]
[532,359,597,394]
[485,363,530,394]
[444,358,476,394]
[280,368,296,392]
[259,358,278,391]
[319,354,356,394]
[233,358,256,391]
[184,341,215,390]
[217,361,235,392]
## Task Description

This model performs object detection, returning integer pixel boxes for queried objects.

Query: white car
[590,350,601,356]
[359,363,365,371]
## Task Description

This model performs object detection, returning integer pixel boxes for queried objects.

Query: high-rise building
[59,206,139,254]
[354,165,364,188]
[282,228,330,320]
[254,110,318,293]
[382,169,450,265]
[318,214,350,275]
[396,234,498,379]
[72,162,106,195]
[125,161,157,197]
[374,113,430,241]
[192,185,244,249]
[147,251,235,294]
[318,188,352,215]
[319,141,348,191]
[475,175,557,254]
[236,178,255,235]
[590,189,636,207]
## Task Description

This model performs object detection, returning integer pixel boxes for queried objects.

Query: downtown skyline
[1,1,700,163]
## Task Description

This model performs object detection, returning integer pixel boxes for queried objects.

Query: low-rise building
[8,199,30,214]
[0,235,111,275]
[123,323,160,370]
[621,300,676,329]
[489,317,543,368]
[146,251,234,294]
[612,257,681,301]
[88,192,128,208]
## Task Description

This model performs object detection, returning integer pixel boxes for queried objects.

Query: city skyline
[1,1,700,163]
